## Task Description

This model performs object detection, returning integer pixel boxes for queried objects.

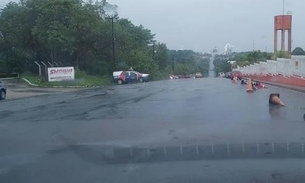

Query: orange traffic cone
[269,93,285,106]
[246,78,253,93]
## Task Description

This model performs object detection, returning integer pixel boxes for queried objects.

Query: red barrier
[243,74,305,88]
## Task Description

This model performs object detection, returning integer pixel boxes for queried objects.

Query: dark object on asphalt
[269,93,285,106]
[303,113,305,121]
[0,79,6,100]
[230,71,242,80]
[241,79,247,85]
[113,71,149,85]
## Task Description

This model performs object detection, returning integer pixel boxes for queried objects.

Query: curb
[45,85,100,88]
[22,78,39,87]
[21,78,101,88]
[259,81,305,93]
[243,77,305,93]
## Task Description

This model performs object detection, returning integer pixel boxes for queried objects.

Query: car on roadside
[224,72,231,79]
[230,70,242,80]
[140,72,150,82]
[219,72,225,77]
[178,74,191,79]
[195,72,203,78]
[0,79,7,100]
[169,75,179,79]
[113,71,150,85]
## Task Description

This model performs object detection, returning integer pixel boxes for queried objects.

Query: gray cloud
[110,0,304,52]
[1,0,303,52]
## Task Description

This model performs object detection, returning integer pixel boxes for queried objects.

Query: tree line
[0,0,209,79]
[213,46,305,75]
[213,51,273,75]
[169,50,210,77]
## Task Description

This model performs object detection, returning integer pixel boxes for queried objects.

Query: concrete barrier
[240,57,305,88]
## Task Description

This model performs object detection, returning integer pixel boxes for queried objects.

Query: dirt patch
[2,79,84,100]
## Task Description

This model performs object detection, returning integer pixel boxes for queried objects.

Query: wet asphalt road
[1,78,305,183]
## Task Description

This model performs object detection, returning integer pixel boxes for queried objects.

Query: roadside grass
[21,71,113,87]
[21,69,171,87]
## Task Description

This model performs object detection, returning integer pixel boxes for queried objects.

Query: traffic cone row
[244,79,284,106]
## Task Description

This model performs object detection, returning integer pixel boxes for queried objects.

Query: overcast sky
[109,0,304,53]
[1,0,304,52]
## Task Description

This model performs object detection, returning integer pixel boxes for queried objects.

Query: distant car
[195,72,203,78]
[219,72,225,77]
[139,72,150,82]
[113,71,149,85]
[0,80,6,100]
[169,75,179,79]
[224,72,231,79]
[230,70,242,80]
[178,74,191,79]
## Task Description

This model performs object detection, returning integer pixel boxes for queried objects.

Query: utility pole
[172,56,175,74]
[111,17,116,70]
[104,4,117,71]
[152,43,155,59]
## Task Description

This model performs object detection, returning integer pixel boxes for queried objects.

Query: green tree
[292,47,305,55]
[272,50,290,60]
[0,0,200,80]
[213,57,231,75]
[235,51,272,67]
[153,43,168,70]
[169,50,210,76]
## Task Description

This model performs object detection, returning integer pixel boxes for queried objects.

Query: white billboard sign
[48,67,75,82]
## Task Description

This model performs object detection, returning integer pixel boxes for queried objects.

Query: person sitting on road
[251,80,258,90]
[256,81,268,89]
[241,79,247,85]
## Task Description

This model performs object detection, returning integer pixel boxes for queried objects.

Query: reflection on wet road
[208,55,215,78]
[2,78,305,146]
[1,78,305,183]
